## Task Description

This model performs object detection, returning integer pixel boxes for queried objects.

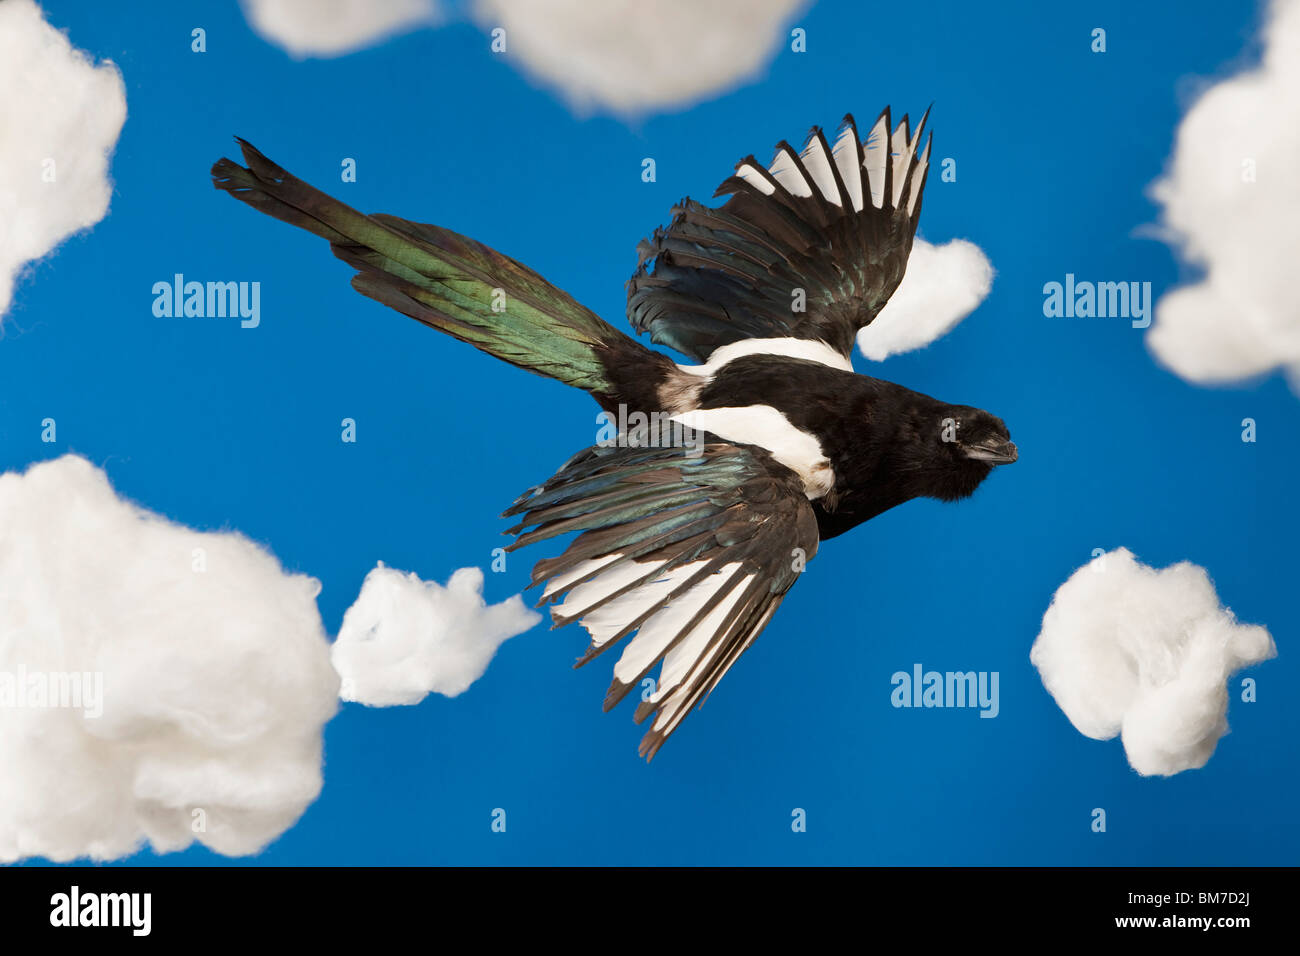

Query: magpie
[212,107,1016,759]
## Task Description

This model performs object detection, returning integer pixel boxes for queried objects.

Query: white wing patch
[675,336,854,375]
[671,405,835,500]
[909,135,931,217]
[767,144,812,197]
[798,133,840,205]
[861,109,931,213]
[889,117,911,208]
[544,556,646,638]
[643,574,754,736]
[863,112,889,209]
[735,162,776,195]
[831,122,864,211]
[547,555,756,736]
[734,109,931,217]
[610,561,748,685]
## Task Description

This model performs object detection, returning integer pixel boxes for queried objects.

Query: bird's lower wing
[504,436,819,760]
[626,107,932,363]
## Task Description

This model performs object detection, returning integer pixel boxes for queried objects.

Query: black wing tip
[713,154,778,200]
[212,137,280,190]
[638,728,667,762]
[771,137,800,159]
[833,105,936,147]
[602,680,629,712]
[233,136,265,162]
[209,156,243,185]
[225,137,289,185]
[912,104,934,146]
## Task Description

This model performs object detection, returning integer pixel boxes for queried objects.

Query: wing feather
[505,435,819,759]
[627,106,934,362]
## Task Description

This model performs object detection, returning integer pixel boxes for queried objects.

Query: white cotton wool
[238,0,805,114]
[238,0,440,58]
[857,238,994,361]
[0,456,340,862]
[1030,548,1275,776]
[1148,0,1300,391]
[471,0,806,114]
[332,564,539,706]
[0,0,126,318]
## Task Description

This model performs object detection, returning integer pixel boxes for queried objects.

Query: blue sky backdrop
[5,0,1295,864]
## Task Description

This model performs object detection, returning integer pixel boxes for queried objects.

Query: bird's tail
[211,139,652,398]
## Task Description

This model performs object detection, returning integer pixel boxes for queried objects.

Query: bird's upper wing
[626,108,932,363]
[505,434,819,759]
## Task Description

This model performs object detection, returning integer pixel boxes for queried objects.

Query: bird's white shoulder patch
[676,337,853,376]
[670,405,835,500]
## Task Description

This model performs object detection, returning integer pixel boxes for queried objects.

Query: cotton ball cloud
[1030,548,1275,776]
[1147,0,1300,390]
[239,0,440,58]
[0,0,126,318]
[333,564,539,706]
[0,456,340,863]
[856,238,994,361]
[235,0,802,114]
[472,0,805,114]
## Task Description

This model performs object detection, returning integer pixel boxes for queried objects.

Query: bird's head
[901,404,1017,502]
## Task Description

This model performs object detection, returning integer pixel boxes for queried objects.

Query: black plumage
[212,107,1015,759]
[689,355,1012,539]
[503,438,817,760]
[627,109,929,361]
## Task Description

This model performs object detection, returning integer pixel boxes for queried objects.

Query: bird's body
[656,346,1013,537]
[213,107,1015,758]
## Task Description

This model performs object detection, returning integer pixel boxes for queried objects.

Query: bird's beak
[963,438,1018,464]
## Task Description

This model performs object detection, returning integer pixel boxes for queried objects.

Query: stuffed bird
[212,108,1016,759]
